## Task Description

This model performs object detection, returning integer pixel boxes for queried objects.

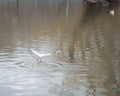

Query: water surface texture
[0,0,120,96]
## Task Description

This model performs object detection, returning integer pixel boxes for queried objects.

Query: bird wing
[30,48,52,58]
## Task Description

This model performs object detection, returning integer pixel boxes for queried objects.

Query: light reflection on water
[0,0,120,96]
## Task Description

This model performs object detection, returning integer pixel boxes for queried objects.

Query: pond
[0,0,120,96]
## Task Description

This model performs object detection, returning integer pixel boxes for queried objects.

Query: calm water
[0,0,120,96]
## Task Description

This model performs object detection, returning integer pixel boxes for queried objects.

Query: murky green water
[0,0,120,96]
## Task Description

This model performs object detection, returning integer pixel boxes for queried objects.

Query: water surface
[0,0,120,96]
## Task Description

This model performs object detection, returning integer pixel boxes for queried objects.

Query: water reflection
[0,0,120,96]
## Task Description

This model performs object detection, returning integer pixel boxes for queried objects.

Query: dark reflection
[77,5,120,96]
[0,1,120,96]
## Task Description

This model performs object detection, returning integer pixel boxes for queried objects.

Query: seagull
[31,48,52,58]
[30,48,61,63]
[110,10,114,16]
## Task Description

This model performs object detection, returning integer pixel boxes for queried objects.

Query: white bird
[30,48,52,58]
[30,48,61,63]
[110,10,114,16]
[30,48,52,63]
[31,48,61,58]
